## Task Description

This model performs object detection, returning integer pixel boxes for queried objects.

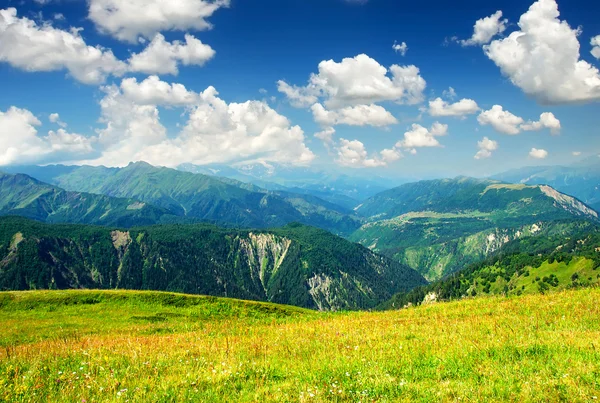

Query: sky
[0,0,599,179]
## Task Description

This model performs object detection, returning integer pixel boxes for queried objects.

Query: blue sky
[0,0,599,178]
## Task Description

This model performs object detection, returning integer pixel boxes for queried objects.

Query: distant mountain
[4,163,361,236]
[0,217,426,311]
[178,162,400,208]
[350,177,598,281]
[492,157,600,210]
[380,220,600,309]
[0,172,177,226]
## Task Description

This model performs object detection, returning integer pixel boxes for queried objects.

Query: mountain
[350,177,599,281]
[177,162,399,208]
[491,157,600,209]
[0,217,426,311]
[0,172,177,226]
[4,163,361,236]
[380,220,600,309]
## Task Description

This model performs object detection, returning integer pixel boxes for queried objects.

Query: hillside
[0,172,177,227]
[492,157,600,209]
[380,221,600,309]
[350,177,598,281]
[1,289,599,402]
[5,163,361,236]
[0,217,425,311]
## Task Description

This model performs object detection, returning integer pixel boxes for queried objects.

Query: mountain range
[1,161,600,309]
[2,162,360,236]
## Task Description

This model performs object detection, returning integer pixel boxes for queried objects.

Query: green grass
[472,257,600,296]
[1,289,600,402]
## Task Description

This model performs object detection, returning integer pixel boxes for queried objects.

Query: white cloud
[82,79,315,168]
[278,54,426,109]
[393,41,408,56]
[128,33,215,75]
[0,106,94,165]
[443,87,457,100]
[0,8,127,84]
[276,80,319,108]
[478,105,561,135]
[484,0,600,104]
[474,136,498,159]
[460,10,508,46]
[428,97,479,117]
[520,112,561,135]
[314,127,336,144]
[120,76,199,106]
[336,138,400,168]
[88,0,230,43]
[311,103,398,127]
[477,105,524,135]
[592,35,600,60]
[529,148,548,159]
[572,151,582,156]
[396,122,448,149]
[49,113,67,128]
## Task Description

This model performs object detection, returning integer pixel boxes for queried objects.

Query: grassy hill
[1,289,599,402]
[0,217,425,311]
[351,177,599,281]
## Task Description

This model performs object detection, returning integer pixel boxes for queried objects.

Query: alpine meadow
[1,0,600,401]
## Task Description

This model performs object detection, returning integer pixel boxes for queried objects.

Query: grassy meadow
[1,289,599,402]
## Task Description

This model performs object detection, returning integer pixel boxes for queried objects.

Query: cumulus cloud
[572,151,582,156]
[49,113,67,128]
[396,122,448,149]
[128,33,215,75]
[474,137,498,159]
[311,103,398,127]
[88,0,230,42]
[592,35,600,60]
[478,105,561,135]
[520,112,561,135]
[0,106,95,165]
[428,97,480,117]
[278,54,426,109]
[484,0,600,104]
[477,105,524,135]
[120,75,199,106]
[0,8,127,84]
[336,138,400,168]
[82,78,314,168]
[276,81,319,108]
[314,127,336,144]
[460,10,508,46]
[393,41,408,56]
[529,148,548,159]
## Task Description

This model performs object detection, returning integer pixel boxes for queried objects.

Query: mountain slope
[6,163,361,235]
[380,220,600,309]
[351,177,598,281]
[0,172,176,226]
[491,157,600,209]
[0,217,426,311]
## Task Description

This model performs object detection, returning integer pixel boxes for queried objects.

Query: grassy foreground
[1,290,599,402]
